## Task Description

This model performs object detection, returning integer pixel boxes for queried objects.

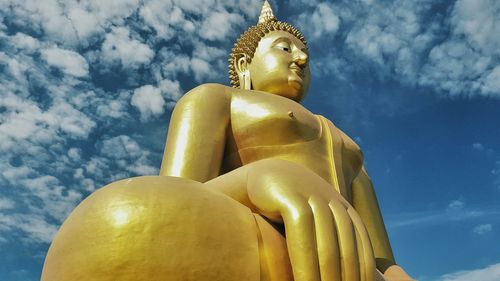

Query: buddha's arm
[352,167,415,280]
[351,167,395,268]
[159,83,231,182]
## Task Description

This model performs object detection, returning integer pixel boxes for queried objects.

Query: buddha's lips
[290,64,303,77]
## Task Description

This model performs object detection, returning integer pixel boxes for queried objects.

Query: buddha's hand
[247,159,376,281]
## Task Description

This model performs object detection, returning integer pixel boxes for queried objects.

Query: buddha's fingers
[352,219,366,281]
[329,201,361,281]
[308,196,341,281]
[347,207,376,281]
[282,200,322,281]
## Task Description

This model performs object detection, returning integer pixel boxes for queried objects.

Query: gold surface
[42,1,415,281]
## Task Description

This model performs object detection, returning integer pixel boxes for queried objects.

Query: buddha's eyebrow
[271,37,292,46]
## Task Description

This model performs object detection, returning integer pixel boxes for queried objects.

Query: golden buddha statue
[41,1,414,281]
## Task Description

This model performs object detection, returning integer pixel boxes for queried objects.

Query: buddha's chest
[230,92,320,149]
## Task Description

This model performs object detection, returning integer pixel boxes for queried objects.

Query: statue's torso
[223,90,363,201]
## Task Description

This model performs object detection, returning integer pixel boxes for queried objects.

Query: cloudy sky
[0,0,499,280]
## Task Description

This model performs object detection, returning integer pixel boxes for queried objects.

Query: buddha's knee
[41,176,262,281]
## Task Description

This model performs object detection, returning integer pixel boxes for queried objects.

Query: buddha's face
[247,30,310,101]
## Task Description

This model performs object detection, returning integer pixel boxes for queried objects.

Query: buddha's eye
[275,42,292,53]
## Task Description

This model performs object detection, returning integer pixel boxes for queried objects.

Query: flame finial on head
[258,0,276,23]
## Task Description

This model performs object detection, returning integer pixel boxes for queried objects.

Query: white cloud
[0,51,30,86]
[192,40,225,61]
[345,1,423,59]
[307,0,500,97]
[0,14,6,31]
[101,27,154,68]
[0,213,58,243]
[0,198,15,210]
[472,143,485,151]
[0,92,96,157]
[73,168,96,192]
[439,263,500,281]
[158,48,191,78]
[1,165,34,184]
[420,40,491,96]
[419,0,500,96]
[3,0,141,46]
[42,47,89,77]
[0,54,95,245]
[452,0,500,57]
[83,156,111,183]
[483,66,500,94]
[297,2,340,39]
[20,175,82,220]
[96,97,130,119]
[67,148,82,162]
[9,0,80,45]
[93,135,159,178]
[131,84,165,121]
[137,0,260,84]
[49,102,96,138]
[140,1,181,40]
[11,32,40,52]
[0,161,84,241]
[191,57,213,81]
[129,164,158,175]
[307,0,433,84]
[159,79,183,101]
[100,135,142,159]
[347,24,402,65]
[473,224,493,235]
[448,199,465,210]
[0,93,48,149]
[172,0,213,14]
[170,0,260,18]
[63,0,140,45]
[199,10,244,41]
[387,203,500,228]
[156,46,223,82]
[86,0,140,23]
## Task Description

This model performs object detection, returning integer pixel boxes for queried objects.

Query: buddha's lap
[41,176,292,281]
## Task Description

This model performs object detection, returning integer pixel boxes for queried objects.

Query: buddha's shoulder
[176,83,232,107]
[178,84,287,106]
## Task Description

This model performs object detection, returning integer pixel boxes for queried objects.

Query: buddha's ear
[235,55,251,90]
[234,55,247,73]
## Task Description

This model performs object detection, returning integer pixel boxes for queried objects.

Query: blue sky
[0,0,499,280]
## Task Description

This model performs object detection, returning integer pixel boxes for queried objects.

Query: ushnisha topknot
[228,0,307,88]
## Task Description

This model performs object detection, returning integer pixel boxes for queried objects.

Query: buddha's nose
[293,49,308,67]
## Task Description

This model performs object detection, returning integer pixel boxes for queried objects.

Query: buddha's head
[228,1,310,102]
